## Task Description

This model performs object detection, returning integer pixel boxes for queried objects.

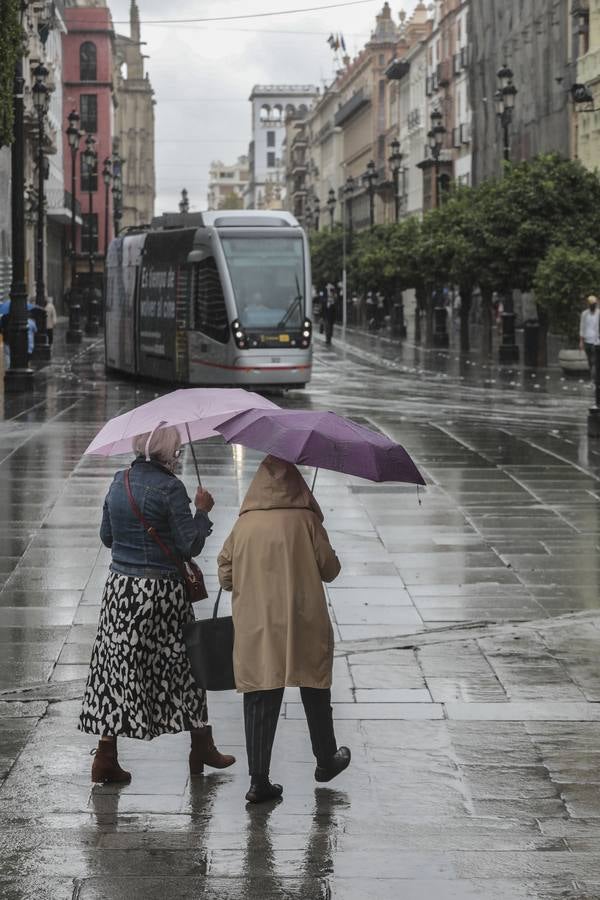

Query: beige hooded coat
[217,455,341,693]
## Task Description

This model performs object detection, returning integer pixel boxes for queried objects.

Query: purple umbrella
[215,409,425,485]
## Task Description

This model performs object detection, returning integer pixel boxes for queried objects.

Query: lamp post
[495,64,518,163]
[362,160,378,230]
[388,138,403,224]
[327,188,336,230]
[313,196,320,232]
[111,150,123,237]
[343,175,355,251]
[428,109,446,208]
[31,62,51,361]
[5,54,33,390]
[102,156,112,256]
[82,133,99,336]
[65,110,83,343]
[496,65,520,364]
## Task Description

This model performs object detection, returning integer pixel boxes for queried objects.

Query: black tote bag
[183,589,236,691]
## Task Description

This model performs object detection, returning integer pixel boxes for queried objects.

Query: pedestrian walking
[45,295,57,346]
[324,284,336,345]
[217,455,351,804]
[79,424,236,783]
[579,294,600,376]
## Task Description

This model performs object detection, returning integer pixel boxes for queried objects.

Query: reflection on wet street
[2,330,600,898]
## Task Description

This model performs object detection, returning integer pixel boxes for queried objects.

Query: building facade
[63,0,115,290]
[114,0,155,229]
[387,3,432,217]
[207,156,249,210]
[245,85,318,209]
[469,0,571,184]
[575,0,600,170]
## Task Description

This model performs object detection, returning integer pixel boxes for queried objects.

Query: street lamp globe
[502,82,518,109]
[32,63,49,113]
[428,129,437,151]
[82,133,97,169]
[494,88,504,116]
[344,174,355,196]
[102,157,112,185]
[388,138,403,173]
[67,109,80,150]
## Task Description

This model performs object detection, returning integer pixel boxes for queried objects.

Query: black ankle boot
[245,776,283,804]
[315,746,351,783]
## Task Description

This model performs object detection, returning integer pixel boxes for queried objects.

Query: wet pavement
[2,326,600,898]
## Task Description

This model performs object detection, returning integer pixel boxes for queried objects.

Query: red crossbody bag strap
[124,468,186,578]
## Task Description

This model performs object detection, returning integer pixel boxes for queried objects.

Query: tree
[218,191,244,210]
[534,245,600,345]
[0,0,22,147]
[309,228,344,289]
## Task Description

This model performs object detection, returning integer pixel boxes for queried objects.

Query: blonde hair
[132,424,181,465]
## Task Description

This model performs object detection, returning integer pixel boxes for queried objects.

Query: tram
[104,210,312,388]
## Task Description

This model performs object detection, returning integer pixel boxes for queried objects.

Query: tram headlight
[303,330,310,338]
[304,319,311,330]
[231,320,248,349]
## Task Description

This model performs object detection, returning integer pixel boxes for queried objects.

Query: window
[267,151,276,167]
[80,155,98,192]
[81,213,98,253]
[80,94,97,132]
[192,256,229,343]
[80,42,97,81]
[267,130,275,147]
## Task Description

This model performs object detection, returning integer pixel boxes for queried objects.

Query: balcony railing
[334,88,371,127]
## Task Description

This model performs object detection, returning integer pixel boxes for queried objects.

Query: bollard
[432,305,449,348]
[66,289,83,344]
[85,287,101,337]
[587,345,600,437]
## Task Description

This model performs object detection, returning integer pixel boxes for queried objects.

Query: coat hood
[240,455,324,522]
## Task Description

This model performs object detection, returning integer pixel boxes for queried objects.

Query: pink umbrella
[84,388,279,464]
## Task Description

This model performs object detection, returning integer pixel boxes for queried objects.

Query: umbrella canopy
[215,409,425,485]
[85,387,279,457]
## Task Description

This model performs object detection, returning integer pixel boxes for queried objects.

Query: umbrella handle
[311,468,319,493]
[185,423,202,488]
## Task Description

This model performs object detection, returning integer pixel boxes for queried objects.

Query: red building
[62,2,114,291]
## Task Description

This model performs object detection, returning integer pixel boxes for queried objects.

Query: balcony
[385,57,410,81]
[437,60,451,86]
[334,88,371,127]
[460,121,471,145]
[47,189,82,226]
[407,108,421,131]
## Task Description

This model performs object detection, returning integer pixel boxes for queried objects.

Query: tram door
[137,229,195,382]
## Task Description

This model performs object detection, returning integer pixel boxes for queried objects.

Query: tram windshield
[220,235,305,330]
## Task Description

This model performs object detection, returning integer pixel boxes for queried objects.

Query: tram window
[221,236,305,330]
[192,256,229,344]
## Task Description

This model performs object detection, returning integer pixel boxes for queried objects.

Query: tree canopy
[309,154,600,340]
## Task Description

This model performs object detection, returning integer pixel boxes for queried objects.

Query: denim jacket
[100,457,213,579]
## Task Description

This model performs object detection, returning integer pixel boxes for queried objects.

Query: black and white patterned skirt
[79,571,207,740]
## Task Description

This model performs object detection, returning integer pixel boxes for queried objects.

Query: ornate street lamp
[65,109,83,343]
[102,156,112,256]
[179,188,189,214]
[362,160,378,230]
[429,108,446,208]
[496,64,518,163]
[5,51,33,390]
[111,150,123,236]
[327,188,336,229]
[31,62,51,361]
[82,133,100,336]
[496,65,520,363]
[388,138,403,223]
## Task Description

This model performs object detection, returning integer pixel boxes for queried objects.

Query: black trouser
[243,687,337,777]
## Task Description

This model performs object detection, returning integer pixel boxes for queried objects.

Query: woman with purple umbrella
[217,454,351,804]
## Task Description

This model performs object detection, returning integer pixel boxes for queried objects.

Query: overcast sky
[108,0,419,214]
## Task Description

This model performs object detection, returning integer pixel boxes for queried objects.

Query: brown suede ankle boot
[189,726,236,776]
[91,739,131,784]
